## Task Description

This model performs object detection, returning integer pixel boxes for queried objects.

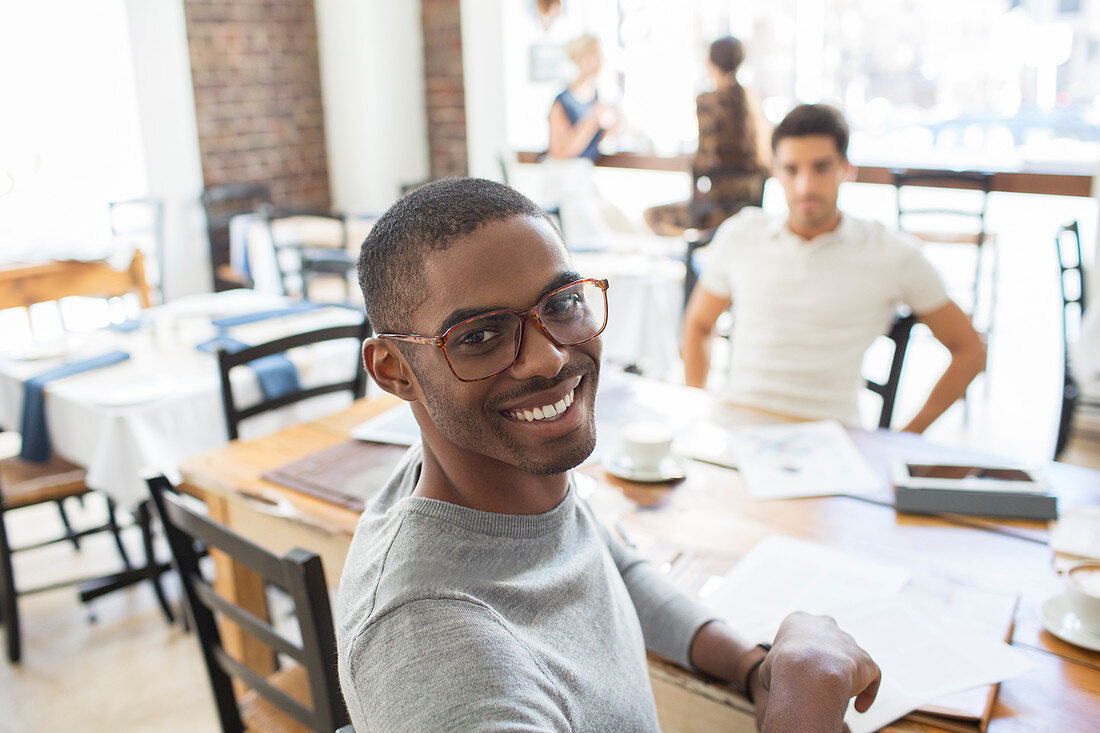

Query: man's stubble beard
[414,358,600,477]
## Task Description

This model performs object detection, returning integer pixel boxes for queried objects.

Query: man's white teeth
[509,389,575,422]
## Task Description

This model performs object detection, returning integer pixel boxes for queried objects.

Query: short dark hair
[771,104,849,159]
[357,177,557,334]
[708,36,745,75]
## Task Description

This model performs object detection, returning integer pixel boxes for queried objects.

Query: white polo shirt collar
[768,214,852,251]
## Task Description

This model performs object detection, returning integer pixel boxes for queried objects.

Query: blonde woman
[545,34,637,243]
[548,34,616,162]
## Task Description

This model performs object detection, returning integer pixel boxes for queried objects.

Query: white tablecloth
[0,290,364,505]
[571,251,684,379]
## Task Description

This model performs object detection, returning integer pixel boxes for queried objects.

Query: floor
[0,486,219,732]
[2,177,1098,731]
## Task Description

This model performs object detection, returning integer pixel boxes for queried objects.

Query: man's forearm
[902,346,985,433]
[682,328,712,389]
[688,620,758,684]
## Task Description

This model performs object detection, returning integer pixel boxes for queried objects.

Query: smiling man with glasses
[336,177,879,732]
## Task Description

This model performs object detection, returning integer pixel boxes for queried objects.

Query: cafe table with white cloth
[0,290,363,507]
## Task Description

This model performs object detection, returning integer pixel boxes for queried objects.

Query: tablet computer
[890,461,1057,520]
[891,462,1048,492]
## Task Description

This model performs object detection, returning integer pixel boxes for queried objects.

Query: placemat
[262,440,409,511]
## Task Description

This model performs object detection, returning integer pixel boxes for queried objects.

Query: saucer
[604,453,687,483]
[1040,593,1100,652]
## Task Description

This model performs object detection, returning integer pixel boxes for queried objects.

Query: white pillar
[315,0,430,215]
[123,0,208,299]
[460,0,508,182]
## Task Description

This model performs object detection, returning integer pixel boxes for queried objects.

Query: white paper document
[834,589,1033,732]
[701,535,1033,733]
[726,420,882,499]
[702,535,913,643]
[350,402,421,446]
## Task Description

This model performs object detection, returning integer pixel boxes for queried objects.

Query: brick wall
[183,0,331,210]
[421,0,468,178]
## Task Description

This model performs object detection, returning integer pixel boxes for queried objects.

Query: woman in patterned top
[644,36,770,237]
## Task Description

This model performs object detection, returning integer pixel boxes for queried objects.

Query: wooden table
[179,382,1100,732]
[515,151,1096,198]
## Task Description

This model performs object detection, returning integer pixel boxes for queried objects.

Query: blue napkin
[210,301,324,329]
[19,350,131,463]
[196,336,302,401]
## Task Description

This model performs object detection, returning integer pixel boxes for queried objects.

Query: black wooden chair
[894,171,997,336]
[260,205,355,301]
[864,313,919,430]
[217,321,370,441]
[0,456,134,662]
[1054,221,1097,459]
[201,183,272,292]
[147,475,350,733]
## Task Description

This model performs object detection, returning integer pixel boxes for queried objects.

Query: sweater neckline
[400,485,576,539]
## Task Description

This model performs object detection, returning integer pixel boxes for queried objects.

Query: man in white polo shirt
[683,104,985,432]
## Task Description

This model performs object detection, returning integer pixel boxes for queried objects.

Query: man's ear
[844,159,856,182]
[363,338,422,402]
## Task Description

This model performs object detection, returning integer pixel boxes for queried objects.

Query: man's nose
[509,317,568,380]
[793,171,814,195]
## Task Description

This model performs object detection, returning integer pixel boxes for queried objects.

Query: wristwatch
[733,642,771,704]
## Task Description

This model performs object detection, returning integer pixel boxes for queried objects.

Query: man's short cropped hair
[771,103,850,159]
[357,177,557,334]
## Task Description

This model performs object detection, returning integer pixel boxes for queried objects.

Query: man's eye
[457,328,501,347]
[544,293,582,318]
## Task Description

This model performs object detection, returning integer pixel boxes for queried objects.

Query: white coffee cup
[618,421,674,475]
[1066,561,1100,634]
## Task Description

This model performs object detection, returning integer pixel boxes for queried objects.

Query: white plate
[604,453,687,483]
[1041,593,1100,652]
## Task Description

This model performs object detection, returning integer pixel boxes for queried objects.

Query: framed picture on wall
[529,43,564,83]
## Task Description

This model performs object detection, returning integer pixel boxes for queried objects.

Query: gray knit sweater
[335,445,716,732]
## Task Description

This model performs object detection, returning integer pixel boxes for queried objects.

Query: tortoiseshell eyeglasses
[378,278,609,382]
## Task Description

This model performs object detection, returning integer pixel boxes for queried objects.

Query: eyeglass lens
[443,280,606,380]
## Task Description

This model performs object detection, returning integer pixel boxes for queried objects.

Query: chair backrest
[681,166,765,306]
[147,475,349,733]
[0,251,151,311]
[682,227,719,308]
[689,165,765,228]
[201,183,272,291]
[218,320,370,441]
[893,170,993,245]
[865,313,918,430]
[1056,220,1087,341]
[1055,221,1086,459]
[260,205,350,297]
